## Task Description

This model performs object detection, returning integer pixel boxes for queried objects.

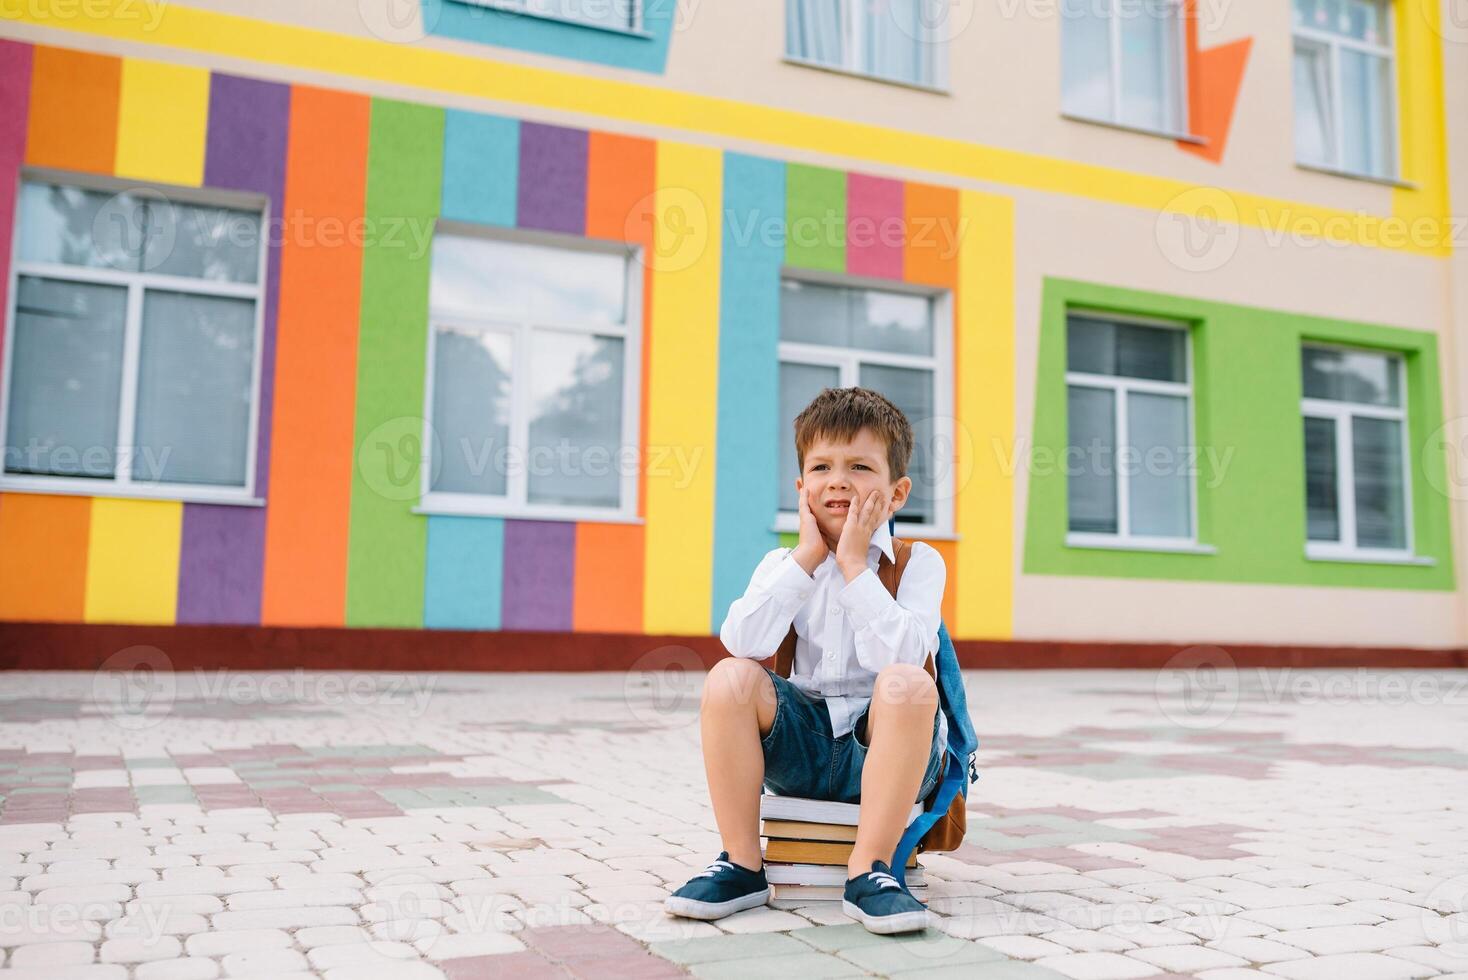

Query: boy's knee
[703,656,770,708]
[873,663,937,713]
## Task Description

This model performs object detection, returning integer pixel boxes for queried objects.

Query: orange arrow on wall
[1178,0,1252,164]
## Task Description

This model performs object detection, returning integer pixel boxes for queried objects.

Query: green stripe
[785,163,845,273]
[346,99,445,626]
[1024,277,1453,591]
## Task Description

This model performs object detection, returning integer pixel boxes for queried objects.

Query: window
[2,179,265,503]
[422,228,642,521]
[1061,0,1188,136]
[1301,345,1409,559]
[1065,312,1195,547]
[786,0,948,89]
[776,276,952,534]
[1292,0,1396,179]
[453,0,641,33]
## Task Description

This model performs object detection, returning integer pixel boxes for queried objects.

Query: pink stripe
[846,173,904,280]
[0,42,33,375]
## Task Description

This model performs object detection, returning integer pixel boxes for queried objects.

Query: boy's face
[796,427,912,541]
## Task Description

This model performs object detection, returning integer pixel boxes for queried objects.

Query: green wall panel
[1024,278,1453,591]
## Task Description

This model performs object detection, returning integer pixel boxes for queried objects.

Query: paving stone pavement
[0,667,1466,979]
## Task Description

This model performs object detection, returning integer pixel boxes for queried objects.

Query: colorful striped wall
[0,42,1017,641]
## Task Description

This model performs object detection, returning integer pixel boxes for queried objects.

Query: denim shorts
[760,667,944,806]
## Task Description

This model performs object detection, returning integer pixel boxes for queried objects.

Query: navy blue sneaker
[664,852,770,920]
[842,860,930,934]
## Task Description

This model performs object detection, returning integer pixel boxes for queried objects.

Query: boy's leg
[700,657,778,871]
[847,663,938,878]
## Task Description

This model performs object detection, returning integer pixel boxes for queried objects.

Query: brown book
[761,819,859,843]
[764,839,918,867]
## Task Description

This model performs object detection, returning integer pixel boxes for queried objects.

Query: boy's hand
[791,485,827,576]
[836,490,887,581]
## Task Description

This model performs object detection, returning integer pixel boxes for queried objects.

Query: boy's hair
[793,386,913,480]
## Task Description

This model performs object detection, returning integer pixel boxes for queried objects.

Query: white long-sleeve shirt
[719,520,947,743]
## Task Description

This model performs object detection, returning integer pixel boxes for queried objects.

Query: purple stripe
[516,122,587,235]
[499,520,575,631]
[0,42,33,376]
[176,74,290,625]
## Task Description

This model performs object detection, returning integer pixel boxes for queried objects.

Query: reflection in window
[1301,345,1409,556]
[4,180,264,497]
[778,277,946,529]
[426,231,639,518]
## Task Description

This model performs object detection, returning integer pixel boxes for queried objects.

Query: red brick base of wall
[1,622,1463,671]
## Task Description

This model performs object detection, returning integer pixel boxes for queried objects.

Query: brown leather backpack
[771,538,967,853]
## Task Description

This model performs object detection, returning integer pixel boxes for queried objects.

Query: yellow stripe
[114,57,210,186]
[1392,0,1450,251]
[83,498,183,624]
[952,191,1015,640]
[643,144,721,634]
[4,0,1449,256]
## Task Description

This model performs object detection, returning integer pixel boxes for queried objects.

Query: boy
[665,387,947,935]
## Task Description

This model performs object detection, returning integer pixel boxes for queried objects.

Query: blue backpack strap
[888,621,975,893]
[882,521,977,894]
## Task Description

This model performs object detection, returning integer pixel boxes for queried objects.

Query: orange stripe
[902,182,960,289]
[904,183,961,628]
[916,538,958,631]
[259,86,370,626]
[570,130,656,633]
[0,494,91,621]
[572,523,646,633]
[24,47,119,173]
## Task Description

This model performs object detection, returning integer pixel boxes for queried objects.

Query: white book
[764,861,925,887]
[759,794,924,827]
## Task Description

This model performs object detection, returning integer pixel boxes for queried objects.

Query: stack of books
[760,794,926,907]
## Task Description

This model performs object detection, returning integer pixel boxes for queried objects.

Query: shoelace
[866,870,902,891]
[692,859,737,880]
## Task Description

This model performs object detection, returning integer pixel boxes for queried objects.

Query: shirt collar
[870,519,896,564]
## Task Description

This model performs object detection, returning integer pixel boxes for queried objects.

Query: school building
[0,0,1465,668]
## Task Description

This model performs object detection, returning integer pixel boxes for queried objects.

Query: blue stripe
[424,516,505,629]
[425,110,518,630]
[441,110,519,226]
[710,152,785,633]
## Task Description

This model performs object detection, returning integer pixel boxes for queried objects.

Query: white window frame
[1301,343,1413,562]
[773,268,955,540]
[784,0,950,91]
[1291,0,1400,181]
[451,0,645,35]
[0,169,269,507]
[417,223,643,525]
[1064,310,1201,553]
[1061,0,1191,140]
